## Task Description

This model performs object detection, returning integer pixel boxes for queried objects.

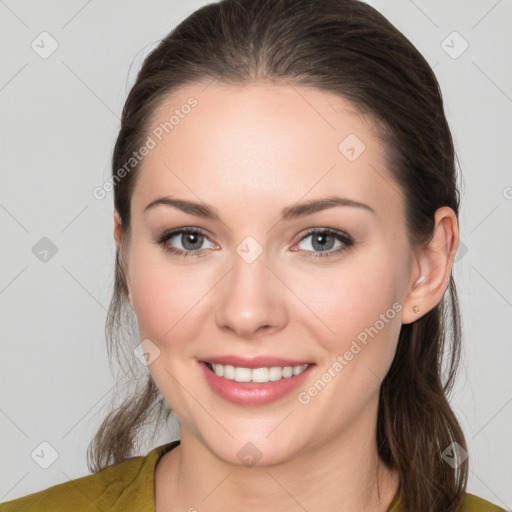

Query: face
[120,81,417,466]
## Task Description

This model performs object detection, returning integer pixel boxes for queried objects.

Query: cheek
[291,254,404,369]
[128,246,211,343]
[291,258,404,428]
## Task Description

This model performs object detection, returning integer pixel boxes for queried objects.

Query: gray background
[1,0,511,507]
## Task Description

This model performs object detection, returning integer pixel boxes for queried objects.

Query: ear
[402,206,459,324]
[113,209,123,246]
[113,210,134,309]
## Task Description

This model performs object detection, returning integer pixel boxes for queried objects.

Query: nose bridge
[215,246,286,336]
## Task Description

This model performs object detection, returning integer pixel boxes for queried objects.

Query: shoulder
[0,442,177,512]
[388,492,507,512]
[460,493,508,512]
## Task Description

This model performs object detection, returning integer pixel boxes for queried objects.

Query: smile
[205,362,310,383]
[198,360,316,406]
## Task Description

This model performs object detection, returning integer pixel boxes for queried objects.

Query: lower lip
[198,361,315,407]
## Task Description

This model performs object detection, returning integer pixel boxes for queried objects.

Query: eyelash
[154,227,214,260]
[153,227,354,260]
[296,228,354,259]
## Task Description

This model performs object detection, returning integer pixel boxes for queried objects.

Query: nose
[215,253,288,338]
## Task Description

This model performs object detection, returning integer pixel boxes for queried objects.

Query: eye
[154,227,354,260]
[294,228,354,259]
[154,227,218,258]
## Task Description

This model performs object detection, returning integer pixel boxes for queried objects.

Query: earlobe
[402,206,459,324]
[113,209,134,310]
[113,210,123,246]
[127,289,134,310]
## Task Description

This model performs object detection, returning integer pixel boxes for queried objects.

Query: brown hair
[87,1,468,510]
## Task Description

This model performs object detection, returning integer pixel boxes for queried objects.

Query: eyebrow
[143,195,375,220]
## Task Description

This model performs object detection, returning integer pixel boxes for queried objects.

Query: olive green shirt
[0,440,506,511]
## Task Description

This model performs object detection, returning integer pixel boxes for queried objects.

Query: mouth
[198,359,316,407]
[203,361,311,383]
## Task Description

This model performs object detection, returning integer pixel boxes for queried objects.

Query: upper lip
[200,355,313,368]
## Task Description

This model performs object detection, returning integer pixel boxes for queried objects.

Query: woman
[1,0,506,511]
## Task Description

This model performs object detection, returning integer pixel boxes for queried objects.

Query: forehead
[131,80,400,216]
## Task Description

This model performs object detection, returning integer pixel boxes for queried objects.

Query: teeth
[209,363,309,383]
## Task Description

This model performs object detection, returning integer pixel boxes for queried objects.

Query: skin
[114,81,459,511]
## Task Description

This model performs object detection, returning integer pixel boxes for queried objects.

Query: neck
[155,399,399,512]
